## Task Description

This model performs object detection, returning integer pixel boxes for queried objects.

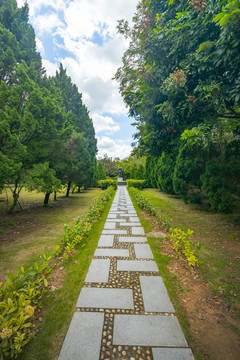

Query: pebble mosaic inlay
[58,186,195,360]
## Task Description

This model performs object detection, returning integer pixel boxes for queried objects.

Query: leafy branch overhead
[115,0,240,212]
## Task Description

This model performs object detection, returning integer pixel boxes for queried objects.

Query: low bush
[128,187,172,230]
[97,180,117,190]
[129,188,200,268]
[166,228,201,268]
[0,257,51,359]
[55,186,115,259]
[127,180,147,190]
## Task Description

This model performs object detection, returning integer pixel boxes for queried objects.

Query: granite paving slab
[117,260,158,272]
[94,248,129,257]
[77,288,134,309]
[58,312,104,360]
[98,235,114,247]
[120,222,141,226]
[132,227,145,235]
[104,222,116,230]
[152,348,194,360]
[140,276,175,313]
[85,259,110,283]
[107,219,126,222]
[134,244,154,259]
[102,229,127,235]
[113,315,188,347]
[118,236,147,243]
[107,213,117,219]
[129,217,140,222]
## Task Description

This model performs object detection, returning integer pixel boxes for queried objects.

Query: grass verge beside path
[141,189,240,316]
[129,188,240,360]
[128,192,205,360]
[19,190,114,360]
[0,189,102,281]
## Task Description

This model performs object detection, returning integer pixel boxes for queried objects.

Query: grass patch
[129,192,210,360]
[0,189,102,282]
[19,191,114,360]
[141,189,240,316]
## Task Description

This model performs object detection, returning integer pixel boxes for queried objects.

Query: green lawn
[141,189,240,315]
[19,191,113,360]
[0,188,102,281]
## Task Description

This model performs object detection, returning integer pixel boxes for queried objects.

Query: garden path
[58,186,195,360]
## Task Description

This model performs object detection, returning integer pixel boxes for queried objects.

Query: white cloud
[36,38,44,55]
[17,0,68,17]
[42,59,58,76]
[92,114,120,134]
[16,0,138,158]
[32,13,64,35]
[97,136,132,159]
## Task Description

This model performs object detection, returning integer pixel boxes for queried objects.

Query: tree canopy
[115,0,240,212]
[0,0,97,211]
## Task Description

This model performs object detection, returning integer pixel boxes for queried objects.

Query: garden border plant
[128,187,201,268]
[0,186,115,359]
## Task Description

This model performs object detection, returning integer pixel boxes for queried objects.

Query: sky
[16,0,139,160]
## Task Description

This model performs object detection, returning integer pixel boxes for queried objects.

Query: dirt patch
[49,266,67,291]
[142,210,240,360]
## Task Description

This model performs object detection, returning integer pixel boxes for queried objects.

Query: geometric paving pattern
[58,186,195,360]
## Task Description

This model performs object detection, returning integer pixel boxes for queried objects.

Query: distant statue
[118,167,122,178]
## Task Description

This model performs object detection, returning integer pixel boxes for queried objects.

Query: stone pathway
[59,186,195,360]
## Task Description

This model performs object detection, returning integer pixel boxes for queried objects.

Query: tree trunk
[78,186,81,193]
[8,180,23,213]
[54,191,57,201]
[43,192,51,206]
[8,191,19,214]
[66,181,71,197]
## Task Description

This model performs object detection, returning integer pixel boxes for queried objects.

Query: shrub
[128,187,172,230]
[173,142,205,204]
[97,180,117,190]
[201,159,237,213]
[127,180,147,190]
[156,153,175,194]
[0,257,52,359]
[167,228,201,268]
[56,186,115,259]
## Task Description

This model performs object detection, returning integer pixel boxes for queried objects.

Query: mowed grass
[19,191,114,360]
[0,188,102,281]
[142,189,240,316]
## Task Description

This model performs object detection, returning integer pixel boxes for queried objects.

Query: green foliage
[97,180,117,190]
[201,157,240,212]
[0,257,52,359]
[173,142,205,204]
[127,180,147,189]
[98,155,118,178]
[96,162,106,181]
[56,186,115,259]
[0,188,114,358]
[0,1,97,211]
[129,187,172,230]
[156,153,175,194]
[167,228,201,268]
[115,0,240,213]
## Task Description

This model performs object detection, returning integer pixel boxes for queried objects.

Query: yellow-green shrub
[167,228,201,267]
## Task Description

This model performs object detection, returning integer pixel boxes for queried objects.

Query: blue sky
[16,0,139,159]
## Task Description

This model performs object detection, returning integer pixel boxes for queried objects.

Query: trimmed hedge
[127,180,147,190]
[97,180,117,190]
